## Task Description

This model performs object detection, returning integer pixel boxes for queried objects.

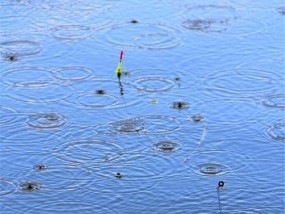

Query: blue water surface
[0,0,284,213]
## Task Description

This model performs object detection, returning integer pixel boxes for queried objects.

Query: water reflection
[0,179,17,196]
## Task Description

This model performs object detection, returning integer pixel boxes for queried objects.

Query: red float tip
[120,50,123,61]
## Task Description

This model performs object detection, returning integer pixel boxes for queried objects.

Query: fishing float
[115,50,124,79]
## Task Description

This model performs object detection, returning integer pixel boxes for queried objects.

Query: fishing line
[183,125,207,163]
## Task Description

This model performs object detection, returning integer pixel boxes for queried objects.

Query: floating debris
[170,101,190,110]
[20,181,41,192]
[95,89,106,95]
[115,172,123,179]
[122,71,130,76]
[150,99,158,104]
[4,53,18,62]
[130,20,139,24]
[33,164,47,171]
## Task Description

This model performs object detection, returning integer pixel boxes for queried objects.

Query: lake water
[0,0,284,213]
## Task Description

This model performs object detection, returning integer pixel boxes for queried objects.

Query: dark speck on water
[33,164,47,171]
[130,20,138,24]
[96,89,106,95]
[4,53,18,62]
[115,172,123,178]
[20,181,41,192]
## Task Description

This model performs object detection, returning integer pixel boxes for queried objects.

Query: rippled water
[0,0,284,213]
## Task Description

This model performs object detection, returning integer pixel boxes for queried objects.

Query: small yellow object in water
[150,99,158,104]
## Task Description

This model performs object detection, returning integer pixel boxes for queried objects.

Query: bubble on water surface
[1,67,55,87]
[95,115,180,135]
[196,163,228,175]
[0,179,17,196]
[152,140,182,153]
[0,40,42,57]
[190,114,205,123]
[112,118,145,133]
[187,149,250,176]
[26,112,67,129]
